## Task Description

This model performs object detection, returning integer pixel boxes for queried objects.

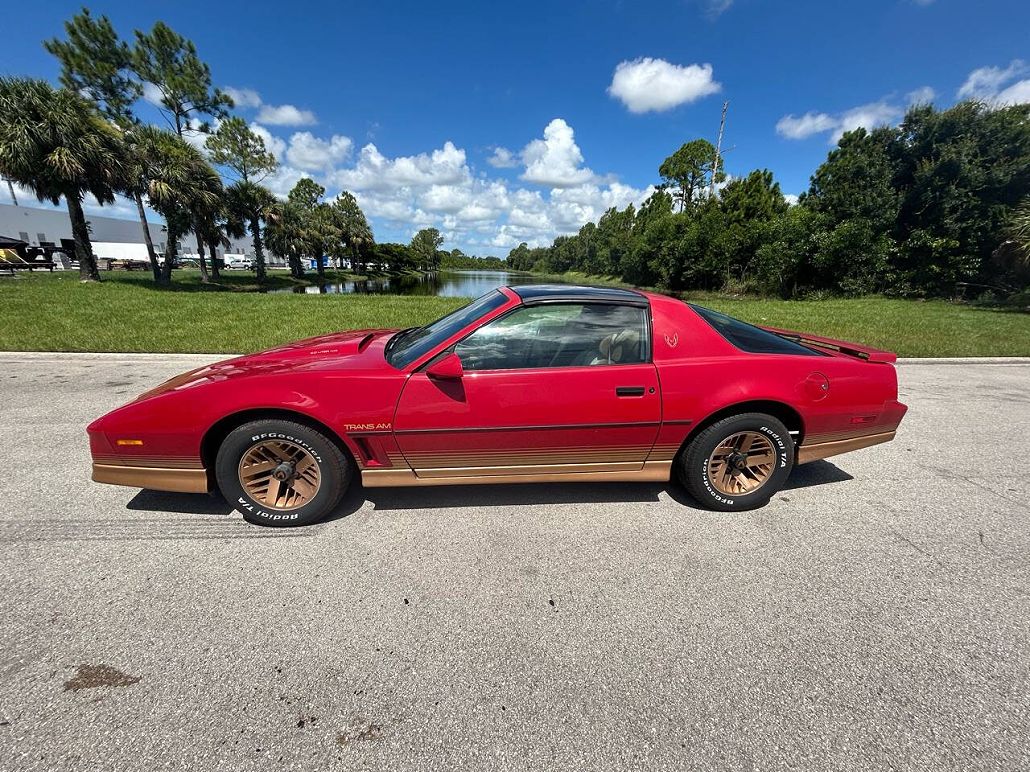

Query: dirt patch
[336,723,384,747]
[63,664,140,692]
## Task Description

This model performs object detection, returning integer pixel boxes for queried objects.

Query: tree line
[0,8,391,285]
[508,103,1030,300]
[440,250,506,270]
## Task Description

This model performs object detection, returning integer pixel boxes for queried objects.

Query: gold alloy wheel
[238,439,321,510]
[707,431,776,496]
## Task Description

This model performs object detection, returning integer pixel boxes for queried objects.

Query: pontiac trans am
[89,285,907,526]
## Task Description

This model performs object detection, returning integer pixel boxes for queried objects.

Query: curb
[0,351,232,360]
[896,357,1030,365]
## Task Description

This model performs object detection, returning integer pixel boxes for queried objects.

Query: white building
[0,203,287,267]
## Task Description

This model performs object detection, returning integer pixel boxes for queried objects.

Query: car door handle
[615,386,646,397]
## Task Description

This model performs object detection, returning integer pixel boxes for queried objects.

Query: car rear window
[689,304,823,356]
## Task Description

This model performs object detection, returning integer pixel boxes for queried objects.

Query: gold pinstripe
[91,454,204,469]
[804,427,891,445]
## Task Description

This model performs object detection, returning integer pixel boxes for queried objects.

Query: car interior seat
[591,329,640,365]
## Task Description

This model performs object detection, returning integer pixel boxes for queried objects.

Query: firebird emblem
[664,332,679,348]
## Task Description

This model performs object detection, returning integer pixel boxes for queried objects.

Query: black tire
[678,413,794,512]
[215,419,351,527]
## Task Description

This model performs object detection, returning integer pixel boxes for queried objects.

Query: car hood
[134,328,396,401]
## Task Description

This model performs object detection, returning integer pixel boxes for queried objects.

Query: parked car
[88,285,907,526]
[222,254,254,270]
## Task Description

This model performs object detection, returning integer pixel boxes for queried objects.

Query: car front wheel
[679,413,794,511]
[215,419,351,527]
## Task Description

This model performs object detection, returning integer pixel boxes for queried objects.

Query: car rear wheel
[215,419,351,527]
[678,413,793,511]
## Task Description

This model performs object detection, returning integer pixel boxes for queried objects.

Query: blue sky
[2,0,1029,255]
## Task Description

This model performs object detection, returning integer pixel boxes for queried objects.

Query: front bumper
[91,463,210,493]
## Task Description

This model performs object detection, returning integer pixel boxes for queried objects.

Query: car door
[392,302,661,478]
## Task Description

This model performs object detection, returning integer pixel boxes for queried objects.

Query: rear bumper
[797,431,896,464]
[797,399,907,464]
[91,463,210,494]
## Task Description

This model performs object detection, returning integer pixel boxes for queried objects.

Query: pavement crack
[888,527,946,568]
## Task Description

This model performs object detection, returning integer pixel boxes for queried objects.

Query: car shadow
[338,480,678,515]
[126,489,234,516]
[783,459,854,490]
[327,459,853,518]
[124,459,853,522]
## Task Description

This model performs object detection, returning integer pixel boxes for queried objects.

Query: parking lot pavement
[0,352,1028,771]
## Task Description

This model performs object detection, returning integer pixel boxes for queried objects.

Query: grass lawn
[0,271,465,354]
[0,270,1027,357]
[680,295,1029,358]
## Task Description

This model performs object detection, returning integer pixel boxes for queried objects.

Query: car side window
[454,303,649,371]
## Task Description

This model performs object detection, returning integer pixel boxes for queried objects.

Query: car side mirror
[426,352,464,380]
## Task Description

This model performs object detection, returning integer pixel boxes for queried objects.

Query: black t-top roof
[509,284,647,306]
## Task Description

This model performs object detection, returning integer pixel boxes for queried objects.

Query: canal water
[273,270,558,297]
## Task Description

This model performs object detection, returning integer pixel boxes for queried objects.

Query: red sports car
[89,285,907,526]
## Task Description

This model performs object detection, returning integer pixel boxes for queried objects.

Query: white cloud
[7,182,153,223]
[84,194,140,220]
[997,79,1030,105]
[262,166,309,199]
[249,123,287,160]
[957,61,1023,98]
[454,202,498,223]
[420,184,474,214]
[775,112,837,140]
[224,87,263,109]
[255,104,317,126]
[353,190,417,223]
[285,132,353,172]
[777,100,903,143]
[141,82,164,107]
[332,141,469,192]
[520,119,596,187]
[704,0,733,16]
[833,101,903,141]
[487,147,519,168]
[958,60,1030,106]
[181,117,215,151]
[608,58,721,113]
[3,181,29,206]
[199,119,652,255]
[906,86,936,104]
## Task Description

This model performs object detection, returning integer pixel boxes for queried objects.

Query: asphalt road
[1,353,1028,771]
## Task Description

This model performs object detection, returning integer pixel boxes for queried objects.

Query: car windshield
[385,290,509,369]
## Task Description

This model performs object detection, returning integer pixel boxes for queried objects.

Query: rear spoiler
[760,326,898,363]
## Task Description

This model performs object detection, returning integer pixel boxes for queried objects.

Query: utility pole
[710,100,729,198]
[3,178,17,206]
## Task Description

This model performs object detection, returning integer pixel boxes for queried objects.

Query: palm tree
[308,203,336,283]
[0,78,126,281]
[331,192,374,273]
[190,176,226,283]
[3,177,17,206]
[201,198,246,282]
[142,130,222,285]
[119,124,169,281]
[265,200,308,279]
[226,181,275,282]
[1010,197,1030,266]
[204,218,235,280]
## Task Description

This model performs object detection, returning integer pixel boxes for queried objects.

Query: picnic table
[0,249,54,274]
